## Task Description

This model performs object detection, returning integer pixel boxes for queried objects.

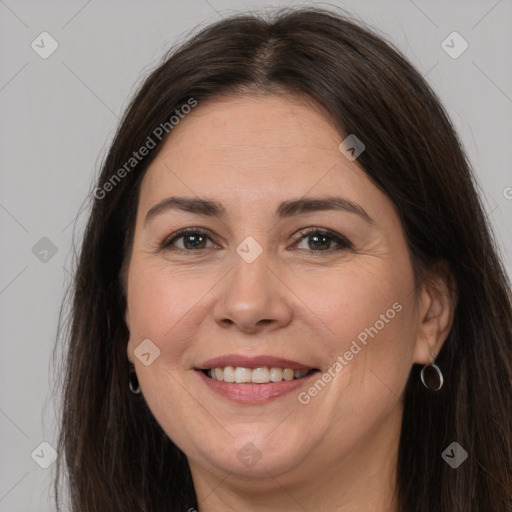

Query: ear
[413,260,457,364]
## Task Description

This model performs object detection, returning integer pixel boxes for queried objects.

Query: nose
[212,250,293,334]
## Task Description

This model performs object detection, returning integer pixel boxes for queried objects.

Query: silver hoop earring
[420,352,444,391]
[129,366,141,394]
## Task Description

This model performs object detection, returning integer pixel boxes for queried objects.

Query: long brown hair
[54,7,512,511]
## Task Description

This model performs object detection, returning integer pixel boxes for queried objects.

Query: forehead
[138,93,386,221]
[171,92,339,144]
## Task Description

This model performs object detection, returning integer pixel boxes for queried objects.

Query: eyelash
[158,227,353,254]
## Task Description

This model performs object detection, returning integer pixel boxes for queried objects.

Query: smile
[203,366,317,383]
[196,367,321,404]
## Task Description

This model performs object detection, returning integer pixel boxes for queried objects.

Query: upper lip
[196,354,318,371]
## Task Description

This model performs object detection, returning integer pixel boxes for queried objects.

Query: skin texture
[125,94,455,512]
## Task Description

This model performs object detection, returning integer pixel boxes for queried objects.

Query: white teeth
[269,367,283,382]
[223,366,235,383]
[234,367,252,383]
[205,366,312,383]
[283,368,294,381]
[251,367,270,383]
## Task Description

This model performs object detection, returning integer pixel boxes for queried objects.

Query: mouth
[195,364,321,404]
[194,354,321,385]
[199,366,319,384]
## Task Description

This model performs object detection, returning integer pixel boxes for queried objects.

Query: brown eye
[161,229,215,251]
[293,228,353,252]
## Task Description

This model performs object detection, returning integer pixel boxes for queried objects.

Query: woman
[54,7,512,511]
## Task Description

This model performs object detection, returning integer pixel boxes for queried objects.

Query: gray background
[1,0,511,510]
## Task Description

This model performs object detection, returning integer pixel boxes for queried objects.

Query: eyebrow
[144,196,374,226]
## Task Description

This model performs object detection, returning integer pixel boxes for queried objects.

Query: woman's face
[125,93,434,487]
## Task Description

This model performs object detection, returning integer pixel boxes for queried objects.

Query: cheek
[125,258,219,362]
[305,265,408,350]
[309,259,416,396]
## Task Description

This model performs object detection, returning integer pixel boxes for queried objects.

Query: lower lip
[195,370,320,404]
